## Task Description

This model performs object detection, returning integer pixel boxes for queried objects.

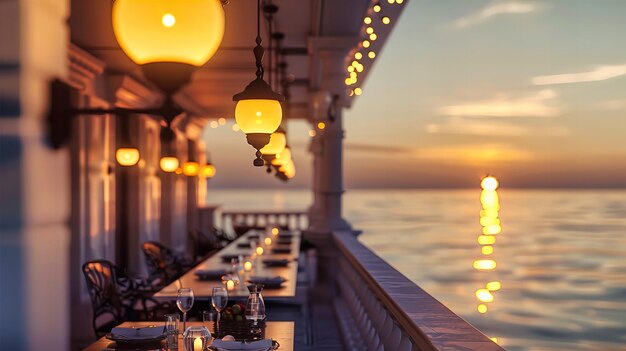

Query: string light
[210,120,218,128]
[373,4,381,12]
[354,52,363,60]
[317,122,326,130]
[382,16,391,24]
[364,16,372,24]
[369,33,378,41]
[362,40,370,48]
[354,88,362,95]
[366,27,374,34]
[368,51,376,59]
[218,117,226,125]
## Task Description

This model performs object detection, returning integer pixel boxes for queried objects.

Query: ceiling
[69,0,406,129]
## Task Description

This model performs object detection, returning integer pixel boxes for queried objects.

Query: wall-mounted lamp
[233,0,285,167]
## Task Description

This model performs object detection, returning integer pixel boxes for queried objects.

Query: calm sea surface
[208,189,626,351]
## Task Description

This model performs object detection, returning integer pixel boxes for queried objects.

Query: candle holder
[183,326,212,351]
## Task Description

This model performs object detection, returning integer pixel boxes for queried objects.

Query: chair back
[82,260,127,337]
[142,241,181,283]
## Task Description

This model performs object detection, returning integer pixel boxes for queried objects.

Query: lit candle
[264,237,272,245]
[244,261,253,271]
[271,227,279,236]
[226,280,235,291]
[256,246,264,255]
[193,337,202,351]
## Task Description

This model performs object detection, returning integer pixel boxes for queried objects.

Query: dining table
[83,321,295,351]
[153,230,301,300]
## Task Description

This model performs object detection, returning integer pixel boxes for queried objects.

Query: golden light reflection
[481,246,494,255]
[486,281,502,291]
[477,235,496,245]
[473,176,502,344]
[475,289,494,302]
[473,259,496,270]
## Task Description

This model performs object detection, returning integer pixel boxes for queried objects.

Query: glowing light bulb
[116,148,140,166]
[160,156,179,172]
[364,16,372,24]
[272,227,279,235]
[244,261,252,271]
[317,122,326,130]
[362,40,370,48]
[256,246,264,255]
[382,16,391,24]
[161,13,176,27]
[369,33,378,41]
[373,4,381,12]
[354,88,363,96]
[264,237,272,245]
[368,51,376,59]
[354,52,363,60]
[366,27,374,34]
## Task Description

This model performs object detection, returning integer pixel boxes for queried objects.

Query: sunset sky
[204,0,626,188]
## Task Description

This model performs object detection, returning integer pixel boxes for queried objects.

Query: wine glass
[177,288,194,332]
[211,287,228,324]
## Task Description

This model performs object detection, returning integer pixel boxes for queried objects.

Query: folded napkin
[271,247,291,254]
[262,259,290,267]
[211,338,272,351]
[248,276,286,288]
[195,269,228,280]
[111,326,164,339]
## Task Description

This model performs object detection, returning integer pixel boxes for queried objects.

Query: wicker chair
[189,229,222,262]
[141,241,194,285]
[82,260,172,337]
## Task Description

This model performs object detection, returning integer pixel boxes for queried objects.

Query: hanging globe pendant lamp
[233,0,285,166]
[112,0,225,94]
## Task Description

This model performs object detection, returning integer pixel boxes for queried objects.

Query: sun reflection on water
[474,176,502,343]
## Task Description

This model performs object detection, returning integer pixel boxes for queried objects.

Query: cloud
[426,117,569,136]
[437,89,562,118]
[454,1,542,28]
[417,143,534,165]
[532,64,626,85]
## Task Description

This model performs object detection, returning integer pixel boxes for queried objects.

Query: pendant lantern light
[233,0,285,166]
[112,0,225,94]
[159,127,179,172]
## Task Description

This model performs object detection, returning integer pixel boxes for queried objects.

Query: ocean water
[207,189,626,351]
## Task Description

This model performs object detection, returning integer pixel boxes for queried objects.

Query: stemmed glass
[212,287,228,324]
[177,288,194,332]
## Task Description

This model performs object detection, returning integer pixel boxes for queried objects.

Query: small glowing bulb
[354,88,363,96]
[210,120,218,128]
[264,237,272,245]
[309,129,317,137]
[396,0,404,3]
[351,60,359,67]
[382,16,391,24]
[317,122,326,130]
[369,33,378,41]
[477,304,488,314]
[366,27,374,34]
[373,4,381,12]
[218,117,226,125]
[354,52,363,60]
[362,40,370,48]
[368,51,376,59]
[272,227,279,235]
[162,13,176,27]
[232,124,240,131]
[244,261,252,271]
[388,0,395,3]
[355,65,364,73]
[364,16,372,24]
[347,66,355,72]
[256,246,264,255]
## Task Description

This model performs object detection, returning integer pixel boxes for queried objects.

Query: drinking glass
[164,313,180,349]
[211,287,228,324]
[176,288,194,332]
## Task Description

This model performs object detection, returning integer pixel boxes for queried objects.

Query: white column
[0,0,70,349]
[308,110,352,233]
